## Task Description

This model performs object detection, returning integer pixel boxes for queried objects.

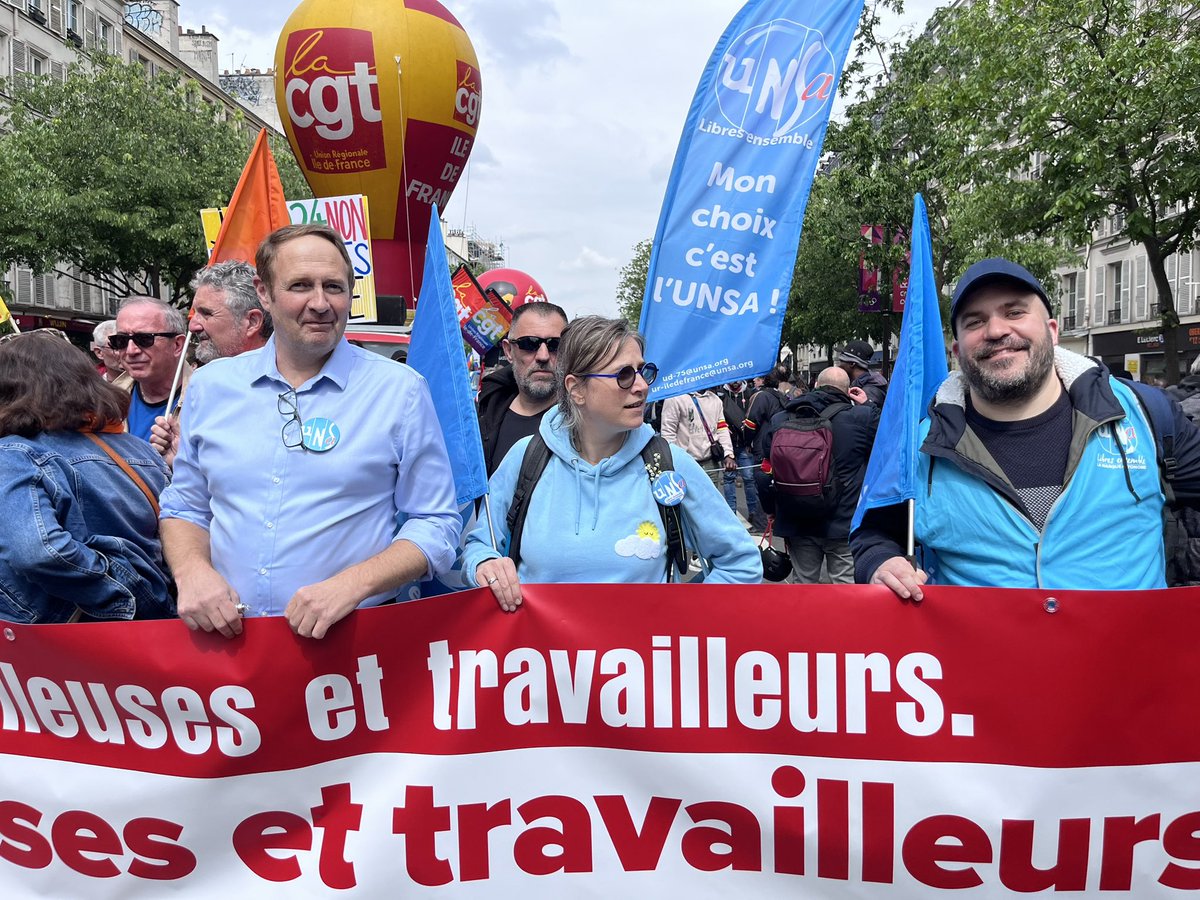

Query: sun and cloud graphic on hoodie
[614,521,663,559]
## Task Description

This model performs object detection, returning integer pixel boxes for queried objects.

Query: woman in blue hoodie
[464,316,761,611]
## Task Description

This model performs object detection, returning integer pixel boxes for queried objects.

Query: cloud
[614,534,662,560]
[455,0,571,74]
[561,247,618,271]
[186,0,944,322]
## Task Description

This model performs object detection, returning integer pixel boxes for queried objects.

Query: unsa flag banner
[640,0,866,400]
[2,584,1200,897]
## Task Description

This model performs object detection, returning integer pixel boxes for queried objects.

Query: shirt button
[273,477,281,484]
[259,568,267,575]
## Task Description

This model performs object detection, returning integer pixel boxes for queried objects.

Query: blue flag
[408,206,489,507]
[851,193,948,532]
[640,0,866,400]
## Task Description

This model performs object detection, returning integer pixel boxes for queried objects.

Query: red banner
[2,585,1199,896]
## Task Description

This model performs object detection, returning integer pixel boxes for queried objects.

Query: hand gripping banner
[640,0,866,400]
[2,584,1200,896]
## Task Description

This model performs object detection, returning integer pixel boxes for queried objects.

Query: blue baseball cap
[950,258,1052,334]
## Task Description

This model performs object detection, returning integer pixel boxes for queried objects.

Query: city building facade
[0,0,274,341]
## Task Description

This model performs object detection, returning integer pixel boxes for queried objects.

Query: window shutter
[1135,256,1148,320]
[84,7,97,48]
[1180,251,1194,316]
[49,0,63,34]
[11,39,27,76]
[1092,266,1105,325]
[15,268,33,306]
[51,60,65,83]
[114,25,121,56]
[33,273,47,307]
[1075,272,1086,325]
[1166,254,1178,313]
[1120,260,1132,323]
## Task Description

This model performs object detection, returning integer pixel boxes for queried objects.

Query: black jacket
[853,370,889,407]
[743,387,787,460]
[757,387,879,540]
[477,365,519,475]
[717,386,751,451]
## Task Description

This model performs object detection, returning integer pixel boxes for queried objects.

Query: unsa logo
[1098,422,1139,457]
[453,61,481,128]
[714,19,836,140]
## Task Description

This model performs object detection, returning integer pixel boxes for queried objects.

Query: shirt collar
[248,336,356,392]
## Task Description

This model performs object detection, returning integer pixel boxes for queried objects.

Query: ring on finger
[486,576,498,585]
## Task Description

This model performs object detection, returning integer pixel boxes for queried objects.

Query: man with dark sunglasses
[478,301,569,475]
[113,297,190,442]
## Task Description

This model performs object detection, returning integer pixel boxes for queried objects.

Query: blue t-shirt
[126,385,168,442]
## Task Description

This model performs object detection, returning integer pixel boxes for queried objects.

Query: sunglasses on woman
[583,362,658,389]
[108,332,178,351]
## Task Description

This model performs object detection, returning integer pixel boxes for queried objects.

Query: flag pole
[483,493,499,552]
[165,330,193,416]
[906,498,915,559]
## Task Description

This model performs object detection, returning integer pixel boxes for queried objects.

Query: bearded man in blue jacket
[852,258,1200,599]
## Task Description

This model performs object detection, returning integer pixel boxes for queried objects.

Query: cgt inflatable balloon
[275,0,480,315]
[477,268,548,309]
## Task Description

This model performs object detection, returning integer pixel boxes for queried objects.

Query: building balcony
[1107,309,1122,325]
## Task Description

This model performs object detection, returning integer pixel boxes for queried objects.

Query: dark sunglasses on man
[108,332,178,351]
[583,362,658,390]
[509,335,561,354]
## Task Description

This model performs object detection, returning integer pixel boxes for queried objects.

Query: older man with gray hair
[189,260,271,363]
[111,296,189,442]
[150,262,270,465]
[91,319,130,388]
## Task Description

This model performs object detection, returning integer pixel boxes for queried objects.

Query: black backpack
[768,402,847,517]
[504,434,689,581]
[1122,378,1200,586]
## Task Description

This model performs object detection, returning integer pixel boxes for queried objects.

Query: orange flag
[208,128,291,267]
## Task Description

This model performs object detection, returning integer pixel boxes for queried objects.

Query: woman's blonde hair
[555,316,645,435]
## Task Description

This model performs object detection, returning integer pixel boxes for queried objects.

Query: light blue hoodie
[463,409,761,586]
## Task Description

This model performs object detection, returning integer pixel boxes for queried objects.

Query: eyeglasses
[0,328,71,346]
[277,389,332,453]
[510,335,561,354]
[583,362,658,390]
[108,332,179,351]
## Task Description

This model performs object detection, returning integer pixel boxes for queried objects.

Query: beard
[960,326,1056,405]
[515,364,557,403]
[193,336,219,365]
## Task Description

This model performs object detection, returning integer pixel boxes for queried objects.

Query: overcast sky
[182,0,943,318]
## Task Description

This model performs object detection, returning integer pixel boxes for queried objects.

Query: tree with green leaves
[0,52,312,304]
[917,0,1200,381]
[785,173,878,359]
[828,5,1073,321]
[615,239,652,325]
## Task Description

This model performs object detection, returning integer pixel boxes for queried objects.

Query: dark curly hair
[0,331,129,437]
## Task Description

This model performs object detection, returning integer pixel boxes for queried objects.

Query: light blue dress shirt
[160,338,461,616]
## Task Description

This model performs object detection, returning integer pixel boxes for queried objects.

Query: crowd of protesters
[4,235,1200,632]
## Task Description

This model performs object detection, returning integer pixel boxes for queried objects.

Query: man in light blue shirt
[160,223,460,639]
